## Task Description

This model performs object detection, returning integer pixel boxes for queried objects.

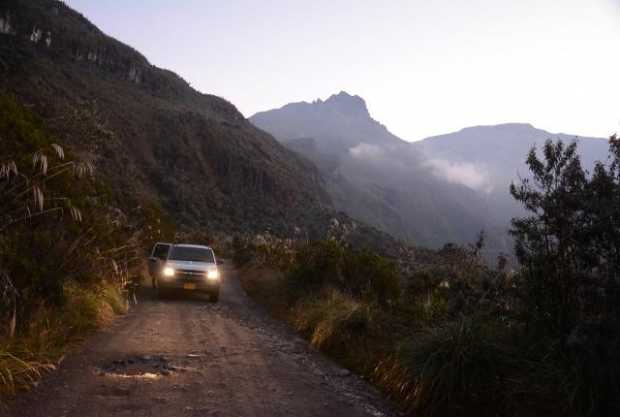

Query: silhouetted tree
[510,138,620,339]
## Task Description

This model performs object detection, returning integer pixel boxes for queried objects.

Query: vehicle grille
[176,269,205,280]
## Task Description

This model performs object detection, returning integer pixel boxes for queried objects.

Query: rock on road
[2,264,395,417]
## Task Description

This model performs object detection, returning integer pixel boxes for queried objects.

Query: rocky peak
[251,91,404,151]
[320,91,370,118]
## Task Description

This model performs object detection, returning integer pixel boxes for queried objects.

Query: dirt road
[3,264,395,417]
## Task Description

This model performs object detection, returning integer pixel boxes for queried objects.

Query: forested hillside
[0,0,331,237]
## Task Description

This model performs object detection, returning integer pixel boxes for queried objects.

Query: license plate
[183,283,197,290]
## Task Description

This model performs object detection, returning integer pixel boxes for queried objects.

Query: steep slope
[251,92,498,250]
[0,0,330,236]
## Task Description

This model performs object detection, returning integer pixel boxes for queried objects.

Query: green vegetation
[3,83,619,415]
[237,138,620,417]
[0,282,126,395]
[286,240,400,305]
[0,95,163,396]
[508,138,620,416]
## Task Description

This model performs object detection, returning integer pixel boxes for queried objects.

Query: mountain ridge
[252,91,404,153]
[0,0,333,238]
[251,92,611,257]
[251,93,499,250]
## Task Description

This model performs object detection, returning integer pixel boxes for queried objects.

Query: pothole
[96,355,177,379]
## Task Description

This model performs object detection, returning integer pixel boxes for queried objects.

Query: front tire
[208,290,219,303]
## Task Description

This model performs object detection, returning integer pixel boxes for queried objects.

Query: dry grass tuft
[294,289,365,349]
[292,288,378,371]
[0,282,127,398]
[0,351,55,395]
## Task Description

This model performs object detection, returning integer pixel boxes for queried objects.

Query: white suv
[148,243,220,302]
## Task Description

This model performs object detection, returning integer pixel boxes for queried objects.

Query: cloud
[426,158,493,193]
[347,144,493,193]
[348,143,387,161]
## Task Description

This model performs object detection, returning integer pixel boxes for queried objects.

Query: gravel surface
[2,264,396,417]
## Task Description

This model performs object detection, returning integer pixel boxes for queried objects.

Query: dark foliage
[1,0,331,239]
[510,138,620,416]
[0,95,147,337]
[287,240,401,306]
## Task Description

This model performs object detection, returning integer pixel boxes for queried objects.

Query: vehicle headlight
[163,267,175,277]
[207,269,219,281]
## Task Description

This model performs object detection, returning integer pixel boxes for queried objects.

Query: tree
[510,138,620,338]
[510,140,587,335]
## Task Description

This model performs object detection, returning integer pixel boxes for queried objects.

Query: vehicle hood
[165,260,217,272]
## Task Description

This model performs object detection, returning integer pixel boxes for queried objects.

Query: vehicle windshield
[168,246,215,263]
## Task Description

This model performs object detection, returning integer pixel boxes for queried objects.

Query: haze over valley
[251,92,610,255]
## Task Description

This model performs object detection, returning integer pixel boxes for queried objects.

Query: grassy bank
[0,95,167,398]
[0,282,127,395]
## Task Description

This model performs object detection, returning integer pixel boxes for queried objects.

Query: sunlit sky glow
[65,0,620,141]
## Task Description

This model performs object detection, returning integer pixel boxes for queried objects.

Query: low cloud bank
[426,158,493,193]
[348,143,387,161]
[348,143,493,193]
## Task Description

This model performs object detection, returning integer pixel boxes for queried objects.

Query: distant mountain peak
[321,91,369,117]
[497,122,535,129]
[250,91,404,149]
[460,123,535,133]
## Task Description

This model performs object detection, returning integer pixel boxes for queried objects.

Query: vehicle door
[148,243,170,277]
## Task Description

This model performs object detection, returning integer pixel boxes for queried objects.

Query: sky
[65,0,620,141]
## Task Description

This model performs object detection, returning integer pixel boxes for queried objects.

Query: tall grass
[294,289,371,347]
[0,282,127,396]
[0,95,139,399]
[293,288,379,371]
[399,318,518,416]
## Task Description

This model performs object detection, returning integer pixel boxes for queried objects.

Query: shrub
[287,240,400,305]
[564,322,620,417]
[0,95,140,331]
[401,289,449,324]
[384,317,521,417]
[61,282,127,332]
[293,289,376,368]
[101,283,128,316]
[343,249,400,305]
[287,240,345,298]
[232,236,256,267]
[0,95,141,397]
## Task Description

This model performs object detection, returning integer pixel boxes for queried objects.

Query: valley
[251,93,609,258]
